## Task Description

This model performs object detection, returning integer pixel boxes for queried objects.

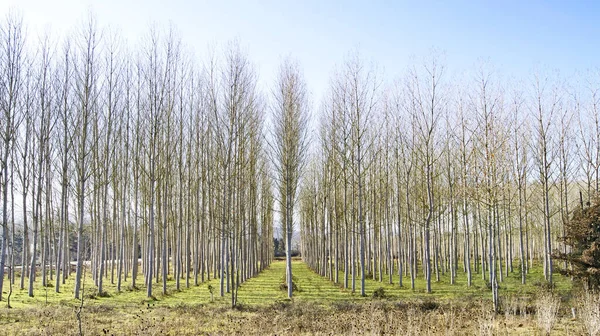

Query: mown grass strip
[1,259,572,310]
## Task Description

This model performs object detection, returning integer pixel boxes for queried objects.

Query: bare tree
[270,58,309,298]
[209,41,261,307]
[510,85,529,284]
[470,63,504,311]
[73,15,100,299]
[406,54,445,294]
[29,31,55,297]
[55,37,74,293]
[0,11,25,301]
[532,71,561,286]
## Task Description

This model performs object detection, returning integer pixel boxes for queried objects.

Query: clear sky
[2,0,600,106]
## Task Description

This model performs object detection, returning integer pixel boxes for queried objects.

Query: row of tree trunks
[299,55,597,312]
[0,15,274,307]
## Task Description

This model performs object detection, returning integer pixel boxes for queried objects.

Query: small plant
[393,301,409,310]
[279,282,299,292]
[419,298,439,311]
[535,291,560,336]
[279,274,300,292]
[486,281,501,290]
[207,284,214,302]
[372,287,386,299]
[503,294,530,318]
[478,304,495,336]
[97,291,111,298]
[532,280,555,291]
[133,308,157,334]
[272,299,292,311]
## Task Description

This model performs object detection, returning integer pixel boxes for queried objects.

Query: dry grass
[579,290,600,336]
[535,291,561,335]
[0,299,588,335]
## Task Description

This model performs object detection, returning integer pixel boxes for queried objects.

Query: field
[0,260,594,335]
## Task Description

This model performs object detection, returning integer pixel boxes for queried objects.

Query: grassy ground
[331,261,573,301]
[0,260,591,335]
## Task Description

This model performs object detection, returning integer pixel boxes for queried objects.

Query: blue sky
[2,0,600,103]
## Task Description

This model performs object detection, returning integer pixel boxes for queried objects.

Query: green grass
[2,269,226,309]
[344,261,572,301]
[1,260,572,309]
[0,260,583,335]
[236,260,352,305]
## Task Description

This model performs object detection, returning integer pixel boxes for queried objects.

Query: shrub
[579,289,600,336]
[207,284,214,302]
[372,287,386,299]
[419,299,439,311]
[279,274,300,292]
[486,281,502,290]
[532,280,555,291]
[554,197,600,290]
[279,282,299,292]
[272,300,292,311]
[535,291,560,336]
[97,291,111,298]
